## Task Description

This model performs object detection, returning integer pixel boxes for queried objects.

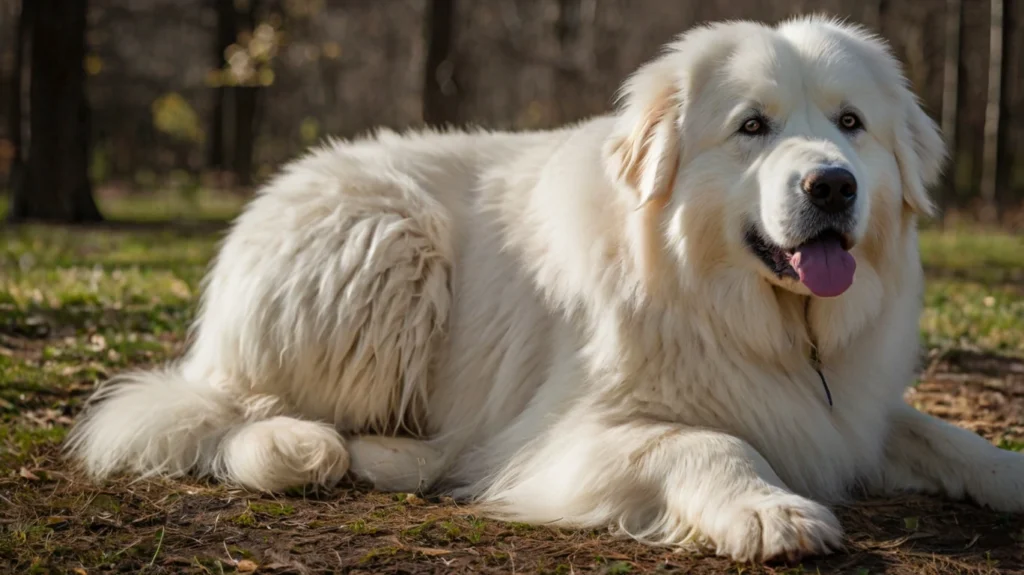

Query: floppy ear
[814,18,947,217]
[893,92,947,217]
[603,66,682,209]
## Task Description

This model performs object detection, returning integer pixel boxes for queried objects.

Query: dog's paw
[219,417,350,492]
[709,491,843,563]
[966,449,1024,513]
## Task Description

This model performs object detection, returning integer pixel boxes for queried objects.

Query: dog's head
[604,17,945,299]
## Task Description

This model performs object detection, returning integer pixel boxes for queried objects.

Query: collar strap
[804,299,833,410]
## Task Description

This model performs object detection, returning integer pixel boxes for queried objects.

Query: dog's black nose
[801,167,857,214]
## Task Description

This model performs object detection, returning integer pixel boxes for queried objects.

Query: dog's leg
[875,404,1024,512]
[477,418,842,562]
[347,435,445,493]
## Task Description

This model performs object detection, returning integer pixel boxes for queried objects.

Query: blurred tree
[207,0,272,187]
[5,0,29,199]
[423,0,458,126]
[8,0,102,223]
[980,0,1003,224]
[232,0,262,187]
[940,0,962,226]
[208,0,237,173]
[994,0,1017,215]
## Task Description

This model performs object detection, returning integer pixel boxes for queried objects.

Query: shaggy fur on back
[68,17,1024,562]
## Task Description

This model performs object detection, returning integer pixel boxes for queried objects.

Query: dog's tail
[66,365,351,491]
[65,365,243,482]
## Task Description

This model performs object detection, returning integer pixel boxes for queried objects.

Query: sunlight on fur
[67,16,1023,563]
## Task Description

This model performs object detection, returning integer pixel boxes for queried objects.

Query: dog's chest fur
[580,281,919,502]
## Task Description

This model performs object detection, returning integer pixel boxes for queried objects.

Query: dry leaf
[19,467,39,481]
[236,559,258,572]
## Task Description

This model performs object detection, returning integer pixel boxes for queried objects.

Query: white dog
[68,16,1024,562]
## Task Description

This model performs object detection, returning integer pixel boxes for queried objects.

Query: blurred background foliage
[0,0,1022,227]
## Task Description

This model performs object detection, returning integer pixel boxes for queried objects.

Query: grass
[918,229,1024,284]
[921,280,1024,353]
[1,193,1022,573]
[917,229,1024,354]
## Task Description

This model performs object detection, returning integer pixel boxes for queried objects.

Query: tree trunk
[422,0,458,126]
[208,0,238,172]
[939,0,962,226]
[231,86,258,186]
[995,0,1016,209]
[229,0,262,187]
[9,0,101,223]
[556,0,581,48]
[554,0,597,122]
[5,0,30,206]
[980,0,1003,224]
[862,0,885,30]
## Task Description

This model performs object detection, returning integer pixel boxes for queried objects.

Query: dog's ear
[893,93,946,217]
[815,19,947,217]
[603,65,681,209]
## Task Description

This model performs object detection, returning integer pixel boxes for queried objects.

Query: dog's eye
[739,117,769,136]
[838,112,863,132]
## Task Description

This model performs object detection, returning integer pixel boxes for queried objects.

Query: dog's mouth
[744,227,856,298]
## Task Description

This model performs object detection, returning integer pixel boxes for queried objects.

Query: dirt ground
[0,347,1019,574]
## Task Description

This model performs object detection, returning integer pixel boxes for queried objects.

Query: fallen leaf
[19,467,39,481]
[236,559,258,572]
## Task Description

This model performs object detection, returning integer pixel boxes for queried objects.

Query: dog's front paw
[967,449,1024,513]
[708,491,843,563]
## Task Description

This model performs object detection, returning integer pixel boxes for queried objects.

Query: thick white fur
[67,17,1024,561]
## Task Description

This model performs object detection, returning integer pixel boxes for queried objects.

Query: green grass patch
[98,188,245,223]
[998,438,1024,452]
[230,501,296,528]
[230,509,259,528]
[464,517,487,544]
[401,518,437,540]
[348,518,378,535]
[440,519,462,541]
[248,501,295,517]
[0,425,67,468]
[358,545,400,566]
[921,280,1024,354]
[604,561,634,575]
[919,229,1024,284]
[916,229,1024,355]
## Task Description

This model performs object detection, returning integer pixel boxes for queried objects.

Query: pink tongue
[788,235,856,298]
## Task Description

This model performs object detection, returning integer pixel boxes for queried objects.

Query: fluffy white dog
[68,16,1024,561]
